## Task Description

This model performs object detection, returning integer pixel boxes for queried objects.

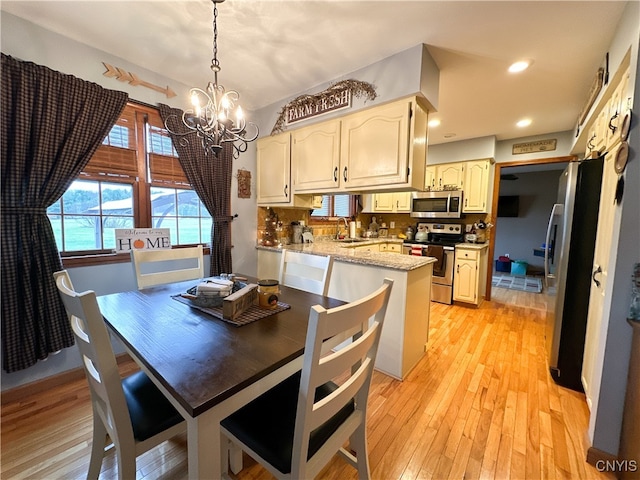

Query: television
[497,195,519,217]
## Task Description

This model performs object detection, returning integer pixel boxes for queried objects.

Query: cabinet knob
[343,166,348,182]
[284,184,288,198]
[334,166,338,182]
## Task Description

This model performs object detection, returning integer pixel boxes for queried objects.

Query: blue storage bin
[511,261,528,276]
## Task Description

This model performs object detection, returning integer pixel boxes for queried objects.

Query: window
[310,194,356,219]
[48,102,211,261]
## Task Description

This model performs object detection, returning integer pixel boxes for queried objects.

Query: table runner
[171,294,291,326]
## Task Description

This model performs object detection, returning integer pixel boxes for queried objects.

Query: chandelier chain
[164,0,258,159]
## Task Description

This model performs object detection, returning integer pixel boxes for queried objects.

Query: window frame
[55,101,211,268]
[308,195,359,223]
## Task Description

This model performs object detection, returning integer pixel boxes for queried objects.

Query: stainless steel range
[402,223,464,304]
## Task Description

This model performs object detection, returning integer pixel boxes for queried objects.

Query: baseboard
[587,446,622,474]
[1,353,132,405]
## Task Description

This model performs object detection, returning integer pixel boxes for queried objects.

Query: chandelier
[166,0,258,158]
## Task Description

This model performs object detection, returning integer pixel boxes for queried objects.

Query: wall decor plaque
[271,79,377,135]
[512,139,557,155]
[115,228,171,252]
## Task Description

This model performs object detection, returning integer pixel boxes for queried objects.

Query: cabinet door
[437,163,464,190]
[291,120,341,192]
[394,192,412,212]
[340,99,411,188]
[463,160,490,213]
[581,143,620,407]
[372,193,394,212]
[453,257,477,304]
[605,68,630,149]
[257,133,291,204]
[425,166,437,190]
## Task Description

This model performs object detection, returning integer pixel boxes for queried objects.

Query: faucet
[336,217,349,239]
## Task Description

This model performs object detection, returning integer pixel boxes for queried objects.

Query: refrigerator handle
[544,203,564,288]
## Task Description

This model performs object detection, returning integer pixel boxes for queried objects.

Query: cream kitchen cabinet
[339,96,427,191]
[291,119,341,193]
[462,159,494,214]
[256,132,314,208]
[424,163,464,190]
[379,243,402,253]
[362,191,412,213]
[605,66,630,149]
[453,245,488,306]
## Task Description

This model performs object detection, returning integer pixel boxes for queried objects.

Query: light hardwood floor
[1,288,613,479]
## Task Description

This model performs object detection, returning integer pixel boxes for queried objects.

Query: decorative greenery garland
[270,79,378,135]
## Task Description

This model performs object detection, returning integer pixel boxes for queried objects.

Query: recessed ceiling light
[517,118,532,128]
[428,119,441,128]
[508,60,532,73]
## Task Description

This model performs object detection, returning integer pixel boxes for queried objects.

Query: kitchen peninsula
[257,239,435,380]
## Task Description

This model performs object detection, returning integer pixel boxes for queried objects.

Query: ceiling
[1,1,628,145]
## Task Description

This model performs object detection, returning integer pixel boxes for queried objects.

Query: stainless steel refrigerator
[544,157,603,392]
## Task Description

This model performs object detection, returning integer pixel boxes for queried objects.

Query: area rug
[492,273,543,293]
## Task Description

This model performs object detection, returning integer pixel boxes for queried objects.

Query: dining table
[96,276,345,479]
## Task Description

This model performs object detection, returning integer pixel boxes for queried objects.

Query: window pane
[201,217,212,243]
[177,190,200,216]
[62,181,99,214]
[334,195,351,217]
[178,217,201,244]
[101,184,133,216]
[103,125,129,148]
[151,187,177,216]
[311,195,330,217]
[63,215,102,251]
[103,216,134,249]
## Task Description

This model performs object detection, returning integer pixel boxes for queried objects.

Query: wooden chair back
[53,270,135,452]
[279,250,333,296]
[54,270,186,479]
[290,277,393,478]
[131,245,204,289]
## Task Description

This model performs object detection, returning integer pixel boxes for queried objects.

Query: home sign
[115,228,171,252]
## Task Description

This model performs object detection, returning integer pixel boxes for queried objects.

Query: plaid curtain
[1,54,128,373]
[158,104,233,276]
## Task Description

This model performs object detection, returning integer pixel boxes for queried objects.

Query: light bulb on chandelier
[166,0,258,158]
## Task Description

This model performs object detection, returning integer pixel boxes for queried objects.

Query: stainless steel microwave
[410,190,463,218]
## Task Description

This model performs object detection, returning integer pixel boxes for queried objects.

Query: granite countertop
[456,242,489,250]
[256,238,435,272]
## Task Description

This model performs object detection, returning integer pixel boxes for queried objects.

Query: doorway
[485,155,578,300]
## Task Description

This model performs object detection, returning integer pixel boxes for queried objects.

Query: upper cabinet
[425,163,464,190]
[361,191,412,213]
[256,132,314,208]
[288,96,427,195]
[340,97,426,191]
[462,159,494,214]
[291,119,341,193]
[605,67,630,149]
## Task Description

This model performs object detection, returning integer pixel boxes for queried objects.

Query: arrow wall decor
[103,62,177,98]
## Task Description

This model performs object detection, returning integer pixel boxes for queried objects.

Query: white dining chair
[279,250,334,296]
[221,278,393,479]
[53,270,186,479]
[130,245,204,289]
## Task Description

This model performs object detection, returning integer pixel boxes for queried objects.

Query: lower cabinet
[453,245,488,306]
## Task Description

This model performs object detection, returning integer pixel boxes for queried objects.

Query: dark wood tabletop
[97,277,344,417]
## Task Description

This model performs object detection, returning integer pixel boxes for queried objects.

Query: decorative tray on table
[171,277,291,327]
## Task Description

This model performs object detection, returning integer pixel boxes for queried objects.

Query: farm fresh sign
[115,228,171,252]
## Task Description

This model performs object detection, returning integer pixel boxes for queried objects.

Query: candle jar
[257,279,280,309]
